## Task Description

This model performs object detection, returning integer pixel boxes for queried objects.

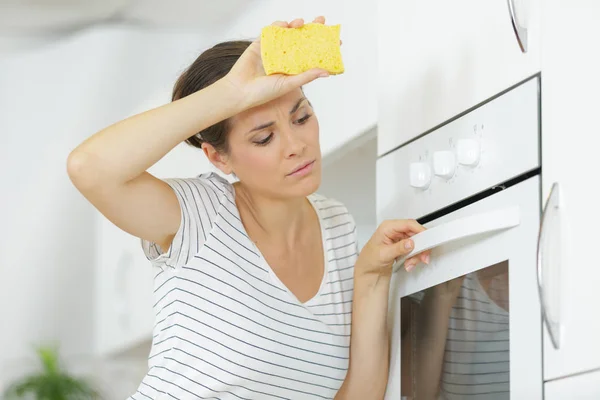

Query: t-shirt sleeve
[141,176,223,269]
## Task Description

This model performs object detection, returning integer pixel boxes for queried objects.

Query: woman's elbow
[66,149,100,191]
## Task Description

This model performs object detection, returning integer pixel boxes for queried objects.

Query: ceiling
[0,0,252,34]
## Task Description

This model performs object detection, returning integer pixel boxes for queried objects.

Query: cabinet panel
[378,0,541,156]
[540,0,600,380]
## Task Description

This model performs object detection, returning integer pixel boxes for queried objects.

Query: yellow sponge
[260,23,344,76]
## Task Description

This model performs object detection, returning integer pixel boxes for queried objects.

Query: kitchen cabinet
[545,369,600,399]
[302,0,377,157]
[539,0,600,381]
[377,0,600,385]
[377,0,541,156]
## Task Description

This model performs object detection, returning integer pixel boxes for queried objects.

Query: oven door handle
[394,206,521,271]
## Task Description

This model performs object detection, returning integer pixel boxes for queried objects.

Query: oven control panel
[377,76,540,221]
[409,137,482,189]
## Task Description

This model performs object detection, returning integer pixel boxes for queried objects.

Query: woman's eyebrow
[290,97,307,114]
[246,121,275,135]
[246,98,308,135]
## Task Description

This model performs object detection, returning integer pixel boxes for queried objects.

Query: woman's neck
[233,182,314,249]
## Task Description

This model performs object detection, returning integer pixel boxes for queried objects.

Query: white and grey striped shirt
[408,272,509,399]
[441,274,510,399]
[129,172,357,400]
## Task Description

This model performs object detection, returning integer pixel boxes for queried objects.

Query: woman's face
[220,89,322,200]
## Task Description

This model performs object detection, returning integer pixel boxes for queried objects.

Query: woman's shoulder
[198,171,234,193]
[141,172,234,270]
[309,192,346,209]
[170,171,235,200]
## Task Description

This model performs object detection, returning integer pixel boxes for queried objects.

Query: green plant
[3,345,101,400]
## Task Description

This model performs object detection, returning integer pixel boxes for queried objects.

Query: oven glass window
[400,261,510,400]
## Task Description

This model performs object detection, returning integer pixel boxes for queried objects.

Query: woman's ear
[202,143,233,175]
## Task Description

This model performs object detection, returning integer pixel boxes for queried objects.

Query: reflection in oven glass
[401,261,509,400]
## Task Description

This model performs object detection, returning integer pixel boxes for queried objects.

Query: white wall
[320,129,378,249]
[0,33,64,56]
[0,23,215,392]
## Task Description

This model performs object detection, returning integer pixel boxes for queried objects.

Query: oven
[379,76,544,399]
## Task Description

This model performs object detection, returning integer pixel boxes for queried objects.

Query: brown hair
[172,40,252,153]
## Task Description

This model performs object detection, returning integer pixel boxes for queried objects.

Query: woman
[67,16,429,400]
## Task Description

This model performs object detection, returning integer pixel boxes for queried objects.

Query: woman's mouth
[287,160,315,177]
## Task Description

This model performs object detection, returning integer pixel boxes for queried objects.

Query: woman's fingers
[273,16,328,29]
[310,16,340,44]
[378,219,426,243]
[280,68,330,91]
[289,18,304,28]
[404,256,419,272]
[273,17,329,30]
[388,238,415,265]
[404,250,431,272]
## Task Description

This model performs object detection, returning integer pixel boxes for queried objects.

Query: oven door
[384,176,542,400]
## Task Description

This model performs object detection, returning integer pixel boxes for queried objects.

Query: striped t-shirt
[407,271,509,399]
[129,172,358,400]
[440,273,509,399]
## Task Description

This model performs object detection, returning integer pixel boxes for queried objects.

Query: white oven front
[387,177,542,399]
[378,76,543,399]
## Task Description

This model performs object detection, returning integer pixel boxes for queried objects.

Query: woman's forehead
[232,90,307,127]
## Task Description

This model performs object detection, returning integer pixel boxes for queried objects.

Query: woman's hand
[357,219,431,277]
[337,219,430,399]
[223,16,333,110]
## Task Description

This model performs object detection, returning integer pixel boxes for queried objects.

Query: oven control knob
[457,138,481,167]
[409,162,432,189]
[433,150,457,179]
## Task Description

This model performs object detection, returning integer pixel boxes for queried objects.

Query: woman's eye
[295,114,312,124]
[254,133,273,146]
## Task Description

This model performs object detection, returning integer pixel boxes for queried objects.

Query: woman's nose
[282,127,306,158]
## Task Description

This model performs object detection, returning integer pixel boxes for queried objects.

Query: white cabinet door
[304,0,377,158]
[377,0,541,156]
[545,369,600,400]
[539,0,600,381]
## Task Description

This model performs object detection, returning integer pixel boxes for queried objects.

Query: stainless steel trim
[507,0,528,53]
[536,182,561,349]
